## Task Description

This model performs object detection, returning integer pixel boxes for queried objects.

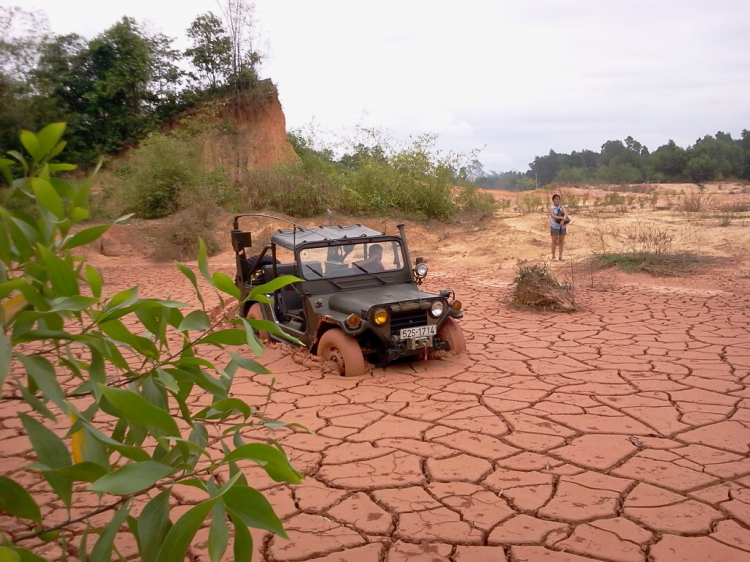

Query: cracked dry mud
[3,254,750,562]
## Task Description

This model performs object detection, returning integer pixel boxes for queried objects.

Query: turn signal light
[373,308,388,326]
[450,300,462,311]
[346,314,361,328]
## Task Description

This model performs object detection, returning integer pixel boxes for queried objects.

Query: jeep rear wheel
[318,328,366,377]
[430,317,466,358]
[247,303,270,343]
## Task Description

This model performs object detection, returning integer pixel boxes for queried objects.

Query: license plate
[400,325,437,339]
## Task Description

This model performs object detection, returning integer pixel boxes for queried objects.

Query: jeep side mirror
[231,230,252,252]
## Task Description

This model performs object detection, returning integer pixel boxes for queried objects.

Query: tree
[740,129,750,180]
[144,30,186,119]
[598,140,626,167]
[529,150,564,186]
[185,13,232,90]
[0,7,50,154]
[686,152,720,182]
[0,124,302,560]
[566,149,599,170]
[219,0,263,88]
[648,140,688,181]
[688,133,743,179]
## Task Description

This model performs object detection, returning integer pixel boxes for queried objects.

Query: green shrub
[0,123,301,561]
[518,193,543,214]
[241,164,339,218]
[456,186,497,217]
[102,133,230,219]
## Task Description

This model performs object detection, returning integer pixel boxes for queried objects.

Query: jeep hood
[327,285,438,315]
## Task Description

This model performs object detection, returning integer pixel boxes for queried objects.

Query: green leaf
[201,329,247,346]
[89,501,131,562]
[17,354,66,410]
[7,150,28,173]
[30,177,64,219]
[156,499,217,562]
[47,295,99,312]
[248,275,302,300]
[83,421,150,462]
[156,368,179,393]
[80,522,91,562]
[195,398,252,421]
[177,310,211,332]
[175,263,205,308]
[238,319,264,357]
[46,462,108,483]
[48,163,77,173]
[99,385,180,436]
[224,444,302,484]
[48,141,67,161]
[36,123,66,157]
[208,500,229,562]
[85,265,103,298]
[224,486,288,538]
[138,489,172,562]
[4,548,46,562]
[197,238,212,285]
[230,512,253,562]
[37,245,79,296]
[20,413,72,507]
[230,351,271,375]
[62,225,110,250]
[103,287,139,312]
[14,376,56,421]
[0,332,10,391]
[172,356,215,369]
[19,130,41,160]
[212,272,240,300]
[99,319,158,359]
[89,461,175,495]
[0,547,21,562]
[0,476,42,524]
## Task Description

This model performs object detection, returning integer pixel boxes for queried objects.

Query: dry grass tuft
[150,200,221,261]
[511,263,576,311]
[589,252,714,277]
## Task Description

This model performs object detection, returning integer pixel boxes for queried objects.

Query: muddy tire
[247,303,270,343]
[318,328,366,377]
[431,317,466,358]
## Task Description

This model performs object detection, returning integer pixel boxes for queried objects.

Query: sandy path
[4,246,750,562]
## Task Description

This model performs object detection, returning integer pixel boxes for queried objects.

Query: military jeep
[231,214,465,376]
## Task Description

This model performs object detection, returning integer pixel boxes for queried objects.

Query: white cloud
[7,0,750,171]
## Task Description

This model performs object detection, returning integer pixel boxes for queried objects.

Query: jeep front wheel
[247,303,270,343]
[431,317,466,358]
[318,328,366,377]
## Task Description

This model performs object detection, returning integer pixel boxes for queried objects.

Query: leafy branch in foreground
[0,123,303,561]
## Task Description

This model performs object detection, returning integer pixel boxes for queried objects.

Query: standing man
[549,193,568,261]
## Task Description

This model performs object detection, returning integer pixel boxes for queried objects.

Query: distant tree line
[471,132,750,190]
[0,2,263,164]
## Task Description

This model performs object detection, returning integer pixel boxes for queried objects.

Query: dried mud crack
[3,251,750,562]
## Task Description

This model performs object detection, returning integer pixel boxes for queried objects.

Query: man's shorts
[551,227,566,236]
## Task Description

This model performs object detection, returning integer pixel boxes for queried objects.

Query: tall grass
[99,125,493,230]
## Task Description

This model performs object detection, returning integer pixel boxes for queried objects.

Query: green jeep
[232,214,465,376]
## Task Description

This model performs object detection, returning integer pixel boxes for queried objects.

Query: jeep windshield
[298,240,405,280]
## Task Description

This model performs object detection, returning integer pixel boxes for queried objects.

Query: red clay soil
[3,249,750,562]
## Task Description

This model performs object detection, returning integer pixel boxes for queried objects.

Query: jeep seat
[262,264,305,323]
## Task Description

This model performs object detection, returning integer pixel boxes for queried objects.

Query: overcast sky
[6,0,750,171]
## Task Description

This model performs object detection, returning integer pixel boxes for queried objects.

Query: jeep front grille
[390,310,428,335]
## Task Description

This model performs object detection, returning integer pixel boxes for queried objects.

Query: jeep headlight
[415,263,428,277]
[429,300,445,318]
[372,307,388,326]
